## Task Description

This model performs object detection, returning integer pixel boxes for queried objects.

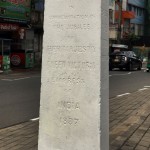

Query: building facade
[145,0,150,36]
[30,0,44,67]
[109,0,117,42]
[109,0,146,45]
[0,0,45,70]
[0,0,35,70]
[109,0,132,43]
[127,0,145,36]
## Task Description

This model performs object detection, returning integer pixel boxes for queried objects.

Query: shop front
[0,0,34,70]
[10,29,35,68]
[10,48,34,68]
[0,39,11,71]
[0,23,19,71]
[0,23,35,70]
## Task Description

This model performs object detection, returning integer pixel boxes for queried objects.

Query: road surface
[109,68,150,98]
[0,72,41,128]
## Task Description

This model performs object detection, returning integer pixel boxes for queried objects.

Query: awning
[115,11,135,19]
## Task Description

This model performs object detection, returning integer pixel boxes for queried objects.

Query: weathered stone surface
[38,0,108,150]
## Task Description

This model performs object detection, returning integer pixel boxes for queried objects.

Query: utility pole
[116,0,122,44]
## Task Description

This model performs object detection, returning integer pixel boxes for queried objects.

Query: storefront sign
[0,0,31,22]
[0,23,19,31]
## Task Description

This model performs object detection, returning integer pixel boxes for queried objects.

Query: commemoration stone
[38,0,108,149]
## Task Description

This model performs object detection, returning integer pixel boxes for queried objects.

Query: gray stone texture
[38,0,109,150]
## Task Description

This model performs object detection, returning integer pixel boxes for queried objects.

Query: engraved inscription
[48,61,95,70]
[49,61,66,68]
[40,0,102,148]
[68,61,95,70]
[57,98,80,126]
[53,23,90,30]
[58,101,80,110]
[49,14,95,20]
[51,72,85,84]
[47,45,96,53]
[60,116,79,125]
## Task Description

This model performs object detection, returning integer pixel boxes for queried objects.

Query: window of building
[134,7,136,14]
[137,8,139,16]
[138,25,144,36]
[132,6,134,12]
[139,9,142,16]
[128,4,132,11]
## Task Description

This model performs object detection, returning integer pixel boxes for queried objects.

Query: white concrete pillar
[38,0,109,149]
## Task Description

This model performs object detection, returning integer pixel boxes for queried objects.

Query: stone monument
[38,0,109,149]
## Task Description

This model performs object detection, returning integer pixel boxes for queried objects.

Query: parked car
[109,51,142,71]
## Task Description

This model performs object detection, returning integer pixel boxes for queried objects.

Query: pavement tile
[139,126,149,131]
[142,136,150,142]
[138,140,150,148]
[0,121,39,150]
[120,145,135,150]
[125,141,137,148]
[127,131,143,142]
[110,145,120,150]
[142,123,150,129]
[111,136,127,147]
[144,132,150,138]
[110,89,150,150]
[135,145,149,150]
[133,129,146,137]
[9,145,25,150]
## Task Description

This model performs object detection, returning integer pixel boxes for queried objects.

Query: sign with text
[38,0,107,149]
[0,23,19,31]
[0,0,31,22]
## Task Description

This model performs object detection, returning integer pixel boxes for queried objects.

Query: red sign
[11,55,21,66]
[0,23,19,31]
[8,0,25,5]
[11,53,25,67]
[115,11,135,24]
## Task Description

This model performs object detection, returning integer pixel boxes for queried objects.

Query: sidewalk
[0,120,39,150]
[110,89,150,150]
[0,88,150,149]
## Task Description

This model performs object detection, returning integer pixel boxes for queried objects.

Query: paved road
[0,71,41,128]
[109,68,150,98]
[1,67,150,127]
